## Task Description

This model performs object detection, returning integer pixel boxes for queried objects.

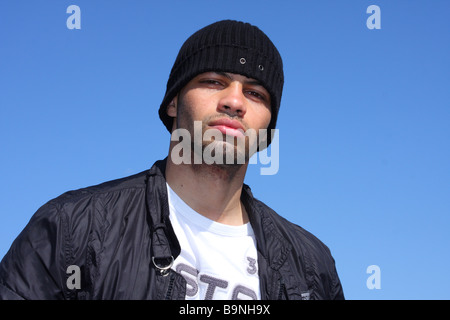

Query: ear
[166,97,177,117]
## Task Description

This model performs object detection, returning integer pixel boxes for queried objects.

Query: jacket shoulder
[253,198,331,255]
[49,169,150,206]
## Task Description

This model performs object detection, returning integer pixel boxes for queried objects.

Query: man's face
[168,71,272,165]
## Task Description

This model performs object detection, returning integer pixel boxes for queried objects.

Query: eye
[246,90,266,102]
[199,79,224,87]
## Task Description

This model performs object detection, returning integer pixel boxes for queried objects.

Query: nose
[217,82,247,118]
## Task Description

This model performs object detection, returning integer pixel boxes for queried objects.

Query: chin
[201,140,249,165]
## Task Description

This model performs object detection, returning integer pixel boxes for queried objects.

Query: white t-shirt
[166,183,261,300]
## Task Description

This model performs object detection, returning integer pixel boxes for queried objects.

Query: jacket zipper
[277,279,285,300]
[164,272,176,300]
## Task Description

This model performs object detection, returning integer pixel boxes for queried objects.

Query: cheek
[252,107,272,130]
[180,89,213,120]
[264,108,272,128]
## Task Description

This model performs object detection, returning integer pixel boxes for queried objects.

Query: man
[0,20,344,300]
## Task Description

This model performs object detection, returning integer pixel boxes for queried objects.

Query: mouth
[208,118,245,138]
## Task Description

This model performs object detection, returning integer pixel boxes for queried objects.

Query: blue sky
[1,0,449,300]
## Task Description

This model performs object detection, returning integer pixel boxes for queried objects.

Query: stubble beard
[176,98,258,175]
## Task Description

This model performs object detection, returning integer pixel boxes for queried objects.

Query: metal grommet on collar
[258,64,264,71]
[152,256,174,276]
[240,57,246,64]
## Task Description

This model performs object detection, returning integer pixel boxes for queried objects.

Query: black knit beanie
[159,20,284,145]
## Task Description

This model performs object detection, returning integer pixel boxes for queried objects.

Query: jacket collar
[146,158,180,271]
[241,184,292,271]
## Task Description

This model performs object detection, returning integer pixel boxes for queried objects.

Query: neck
[165,154,249,226]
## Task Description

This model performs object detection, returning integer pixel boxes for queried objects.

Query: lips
[208,118,245,137]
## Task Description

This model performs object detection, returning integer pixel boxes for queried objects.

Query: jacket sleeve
[0,202,70,300]
[329,259,345,300]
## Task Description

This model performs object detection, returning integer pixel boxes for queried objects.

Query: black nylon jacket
[0,159,344,300]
